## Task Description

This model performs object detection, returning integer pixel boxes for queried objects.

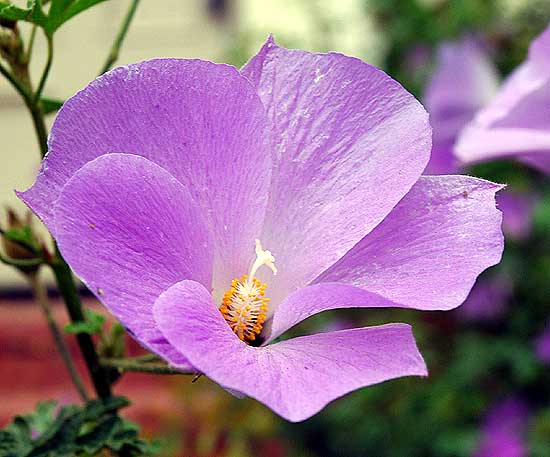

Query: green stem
[101,357,191,375]
[27,98,49,157]
[99,0,140,75]
[0,60,31,102]
[32,32,53,104]
[29,271,89,402]
[26,25,37,63]
[51,248,113,398]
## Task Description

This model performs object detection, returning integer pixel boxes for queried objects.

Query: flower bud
[2,208,39,261]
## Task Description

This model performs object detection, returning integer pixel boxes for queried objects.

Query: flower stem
[25,25,37,64]
[28,271,89,402]
[28,99,49,157]
[99,0,140,75]
[50,248,113,398]
[101,356,192,375]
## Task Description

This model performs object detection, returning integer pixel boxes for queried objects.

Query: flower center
[220,239,277,343]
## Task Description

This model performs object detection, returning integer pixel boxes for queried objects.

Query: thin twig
[98,0,140,75]
[101,356,192,375]
[25,25,38,63]
[29,271,89,402]
[32,32,53,104]
[0,60,31,102]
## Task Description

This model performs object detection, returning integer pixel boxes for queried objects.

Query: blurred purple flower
[497,190,537,241]
[423,36,499,174]
[457,273,512,323]
[404,44,431,76]
[423,37,536,240]
[456,27,550,173]
[535,324,550,364]
[474,397,528,457]
[20,37,504,421]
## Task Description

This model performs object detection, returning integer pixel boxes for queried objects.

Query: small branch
[0,60,31,102]
[32,32,53,104]
[29,271,89,402]
[98,0,140,75]
[29,100,49,157]
[101,357,192,375]
[130,353,161,363]
[25,25,37,63]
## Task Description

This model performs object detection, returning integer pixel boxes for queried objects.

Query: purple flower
[497,189,536,241]
[423,38,535,241]
[455,27,550,173]
[456,273,512,323]
[19,37,504,421]
[474,397,528,457]
[423,36,499,174]
[535,323,550,365]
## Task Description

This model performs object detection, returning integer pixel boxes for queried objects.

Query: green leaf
[46,0,109,33]
[1,396,154,456]
[0,1,48,27]
[64,309,105,335]
[0,0,109,35]
[40,97,64,114]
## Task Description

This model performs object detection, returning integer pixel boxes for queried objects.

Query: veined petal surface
[317,176,504,310]
[54,154,214,369]
[242,38,431,305]
[154,280,427,422]
[21,58,272,289]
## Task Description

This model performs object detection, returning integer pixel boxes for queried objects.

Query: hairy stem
[99,0,140,75]
[29,271,89,402]
[51,249,113,398]
[101,357,192,375]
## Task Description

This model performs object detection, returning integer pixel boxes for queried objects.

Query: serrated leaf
[77,415,120,454]
[1,397,154,457]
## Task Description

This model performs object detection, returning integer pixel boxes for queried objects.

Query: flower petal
[54,153,214,369]
[455,27,550,173]
[20,58,271,289]
[266,282,399,342]
[154,280,427,422]
[317,175,504,310]
[242,37,431,304]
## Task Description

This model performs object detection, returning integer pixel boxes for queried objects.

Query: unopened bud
[2,208,40,261]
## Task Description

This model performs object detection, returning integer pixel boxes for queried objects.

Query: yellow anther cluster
[220,275,270,343]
